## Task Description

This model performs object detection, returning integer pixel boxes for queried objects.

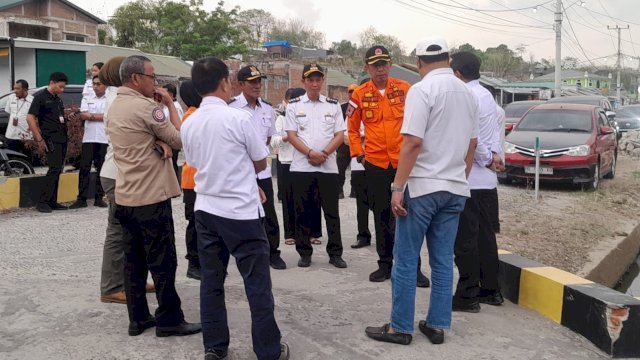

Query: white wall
[0,47,36,93]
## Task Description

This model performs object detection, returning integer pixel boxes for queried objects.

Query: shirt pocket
[361,103,380,124]
[389,103,405,121]
[295,116,309,131]
[321,115,336,136]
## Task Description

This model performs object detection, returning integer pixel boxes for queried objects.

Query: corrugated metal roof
[534,69,609,81]
[86,45,192,78]
[326,68,356,87]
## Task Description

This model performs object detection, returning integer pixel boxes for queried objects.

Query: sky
[70,0,640,69]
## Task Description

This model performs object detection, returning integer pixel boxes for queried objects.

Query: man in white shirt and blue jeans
[181,57,288,360]
[366,36,478,346]
[450,51,505,312]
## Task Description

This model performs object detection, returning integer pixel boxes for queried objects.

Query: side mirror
[606,110,616,119]
[600,126,614,135]
[505,123,514,134]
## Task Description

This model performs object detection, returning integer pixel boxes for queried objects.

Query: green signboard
[35,49,86,87]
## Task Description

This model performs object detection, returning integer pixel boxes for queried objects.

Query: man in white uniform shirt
[450,51,505,312]
[69,75,109,208]
[229,65,285,270]
[181,56,289,360]
[4,79,33,154]
[285,63,347,269]
[366,36,478,346]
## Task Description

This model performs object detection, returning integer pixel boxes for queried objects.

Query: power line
[420,0,555,12]
[486,0,550,26]
[628,28,639,57]
[561,1,598,69]
[436,0,551,29]
[584,2,640,26]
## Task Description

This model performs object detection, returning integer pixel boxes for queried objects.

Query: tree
[358,27,405,58]
[109,0,249,60]
[330,40,357,58]
[562,56,579,70]
[268,18,325,48]
[237,9,274,48]
[97,29,107,45]
[483,44,521,78]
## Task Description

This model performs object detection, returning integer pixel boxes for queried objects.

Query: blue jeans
[390,191,467,332]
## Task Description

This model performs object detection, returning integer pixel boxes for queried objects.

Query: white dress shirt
[401,68,479,199]
[466,80,502,190]
[271,114,294,163]
[80,93,108,144]
[182,96,269,220]
[4,93,33,140]
[346,123,365,171]
[100,86,119,180]
[229,93,276,180]
[163,100,185,121]
[284,94,346,174]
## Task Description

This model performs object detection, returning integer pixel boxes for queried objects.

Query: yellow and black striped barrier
[0,172,93,209]
[498,250,640,358]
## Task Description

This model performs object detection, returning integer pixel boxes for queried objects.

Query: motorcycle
[0,135,35,176]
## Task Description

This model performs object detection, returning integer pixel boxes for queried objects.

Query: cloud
[282,0,321,26]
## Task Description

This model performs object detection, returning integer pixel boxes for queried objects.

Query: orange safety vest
[347,77,410,169]
[181,106,197,190]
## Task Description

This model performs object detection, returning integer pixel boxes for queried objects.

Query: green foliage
[109,0,248,60]
[268,18,325,49]
[358,27,405,58]
[97,29,107,45]
[237,9,274,48]
[330,40,358,58]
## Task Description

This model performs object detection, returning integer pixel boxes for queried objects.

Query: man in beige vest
[107,55,201,338]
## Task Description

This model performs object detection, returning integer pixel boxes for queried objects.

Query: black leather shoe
[365,323,412,345]
[36,203,52,213]
[452,301,481,313]
[418,320,444,344]
[156,321,202,337]
[50,203,68,210]
[128,315,156,336]
[270,254,287,270]
[94,198,108,208]
[369,267,391,282]
[204,349,228,360]
[329,256,347,268]
[69,200,87,209]
[478,291,504,306]
[298,256,311,268]
[186,263,201,280]
[417,270,430,288]
[350,237,371,249]
[278,342,290,360]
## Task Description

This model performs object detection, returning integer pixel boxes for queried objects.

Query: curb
[0,172,99,209]
[499,250,640,358]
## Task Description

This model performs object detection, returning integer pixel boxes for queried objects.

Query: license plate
[525,166,553,175]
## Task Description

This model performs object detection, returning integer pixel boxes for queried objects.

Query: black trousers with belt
[291,171,343,257]
[453,188,501,304]
[39,140,67,206]
[77,142,107,201]
[364,162,396,268]
[351,170,371,241]
[195,211,281,359]
[257,177,281,256]
[115,199,185,327]
[183,189,200,266]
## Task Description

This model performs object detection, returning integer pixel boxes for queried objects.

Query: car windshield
[504,103,537,118]
[516,110,592,132]
[616,107,640,119]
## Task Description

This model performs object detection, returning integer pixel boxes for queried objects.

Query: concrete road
[0,195,606,360]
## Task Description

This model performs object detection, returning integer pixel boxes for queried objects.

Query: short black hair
[191,57,229,96]
[93,62,104,69]
[449,51,481,80]
[285,87,305,101]
[163,83,177,97]
[15,79,28,89]
[92,75,100,81]
[179,80,202,108]
[49,72,68,83]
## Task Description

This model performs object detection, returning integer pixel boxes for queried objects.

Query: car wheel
[603,154,616,179]
[584,162,599,191]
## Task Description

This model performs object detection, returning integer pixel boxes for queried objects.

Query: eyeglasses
[135,72,158,83]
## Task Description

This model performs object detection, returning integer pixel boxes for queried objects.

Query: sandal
[310,238,322,245]
[285,238,295,245]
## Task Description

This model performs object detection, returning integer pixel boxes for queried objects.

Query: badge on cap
[152,107,165,122]
[375,48,382,55]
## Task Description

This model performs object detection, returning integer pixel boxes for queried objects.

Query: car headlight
[504,141,517,154]
[566,144,590,156]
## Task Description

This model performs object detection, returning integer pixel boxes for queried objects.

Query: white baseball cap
[415,36,449,56]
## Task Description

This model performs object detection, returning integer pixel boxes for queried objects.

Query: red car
[500,103,617,190]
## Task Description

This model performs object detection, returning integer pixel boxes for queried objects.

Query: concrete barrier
[499,250,640,358]
[0,172,98,209]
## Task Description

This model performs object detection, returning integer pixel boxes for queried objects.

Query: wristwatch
[390,182,406,193]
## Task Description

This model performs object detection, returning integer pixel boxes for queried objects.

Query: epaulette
[288,97,300,103]
[260,98,272,106]
[326,97,338,104]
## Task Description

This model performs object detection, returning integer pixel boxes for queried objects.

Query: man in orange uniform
[348,46,429,286]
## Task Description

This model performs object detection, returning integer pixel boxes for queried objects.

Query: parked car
[0,85,84,136]
[500,103,617,190]
[547,95,621,140]
[614,105,640,133]
[503,100,547,135]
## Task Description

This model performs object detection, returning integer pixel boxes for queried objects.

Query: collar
[300,94,327,103]
[201,96,228,106]
[118,86,146,98]
[466,79,481,87]
[425,67,454,79]
[238,93,261,108]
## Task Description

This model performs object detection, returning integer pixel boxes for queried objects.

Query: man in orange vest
[347,46,429,286]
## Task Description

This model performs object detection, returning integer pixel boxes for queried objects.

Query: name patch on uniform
[296,110,306,117]
[152,107,165,122]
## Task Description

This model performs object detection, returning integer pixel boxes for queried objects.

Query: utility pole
[554,0,562,98]
[608,25,630,105]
